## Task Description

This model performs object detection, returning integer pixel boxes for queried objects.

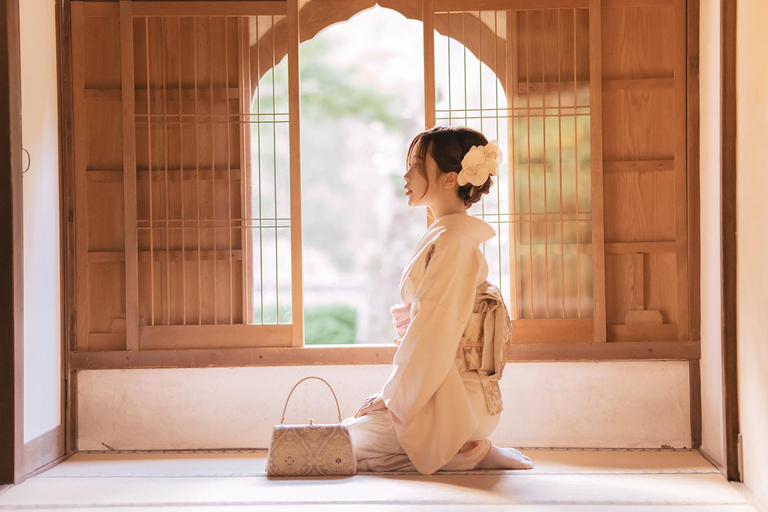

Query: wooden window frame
[61,0,701,370]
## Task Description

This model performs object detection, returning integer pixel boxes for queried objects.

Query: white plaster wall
[736,0,768,507]
[698,0,725,466]
[20,0,62,443]
[77,361,691,450]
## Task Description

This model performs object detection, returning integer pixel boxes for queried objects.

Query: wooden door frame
[0,0,25,488]
[1,0,73,488]
[720,0,741,483]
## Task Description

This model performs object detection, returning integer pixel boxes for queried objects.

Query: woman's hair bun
[407,126,496,209]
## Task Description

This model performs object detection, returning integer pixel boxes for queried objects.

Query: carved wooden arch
[249,0,508,100]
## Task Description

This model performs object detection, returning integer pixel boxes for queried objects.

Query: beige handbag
[266,376,358,477]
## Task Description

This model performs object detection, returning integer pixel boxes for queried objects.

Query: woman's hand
[353,391,387,418]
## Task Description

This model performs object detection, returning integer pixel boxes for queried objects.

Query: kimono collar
[429,212,496,245]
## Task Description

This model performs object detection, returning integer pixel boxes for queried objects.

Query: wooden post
[506,9,520,319]
[589,0,607,342]
[423,0,436,229]
[120,1,139,349]
[673,0,689,340]
[287,0,304,346]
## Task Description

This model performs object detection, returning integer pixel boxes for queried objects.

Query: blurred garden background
[249,6,592,344]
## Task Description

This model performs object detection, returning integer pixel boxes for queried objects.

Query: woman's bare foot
[475,443,534,470]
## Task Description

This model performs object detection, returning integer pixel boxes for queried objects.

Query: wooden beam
[68,340,702,370]
[86,169,243,183]
[84,87,240,102]
[507,340,698,361]
[511,318,594,344]
[131,2,287,17]
[139,324,293,350]
[603,0,673,6]
[435,0,589,11]
[608,323,678,342]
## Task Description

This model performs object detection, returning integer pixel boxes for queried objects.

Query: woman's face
[403,139,440,207]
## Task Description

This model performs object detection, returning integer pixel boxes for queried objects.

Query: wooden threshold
[69,340,700,369]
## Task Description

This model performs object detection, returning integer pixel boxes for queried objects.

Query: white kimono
[342,212,502,474]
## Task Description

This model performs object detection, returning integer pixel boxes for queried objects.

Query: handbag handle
[279,376,343,425]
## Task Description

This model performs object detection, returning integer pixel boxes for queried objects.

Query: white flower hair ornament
[457,140,503,187]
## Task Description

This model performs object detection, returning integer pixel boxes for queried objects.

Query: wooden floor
[0,449,756,511]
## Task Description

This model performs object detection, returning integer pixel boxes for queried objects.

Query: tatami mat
[36,449,718,477]
[0,450,755,511]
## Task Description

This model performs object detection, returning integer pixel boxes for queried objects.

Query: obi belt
[389,280,513,416]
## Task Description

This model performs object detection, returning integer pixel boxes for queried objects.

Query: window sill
[69,341,700,370]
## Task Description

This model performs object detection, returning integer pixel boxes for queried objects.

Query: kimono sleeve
[381,232,481,424]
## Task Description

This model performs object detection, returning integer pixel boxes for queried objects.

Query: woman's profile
[340,125,534,474]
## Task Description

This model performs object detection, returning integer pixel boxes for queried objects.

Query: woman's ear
[443,171,459,189]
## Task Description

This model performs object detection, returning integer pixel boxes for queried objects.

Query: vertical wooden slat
[143,16,156,326]
[71,2,89,350]
[209,17,218,325]
[493,10,504,301]
[462,11,467,126]
[177,16,187,325]
[573,8,582,318]
[506,10,520,318]
[525,11,534,318]
[673,0,689,340]
[120,1,139,348]
[161,17,171,326]
[193,18,202,325]
[425,0,436,227]
[632,252,644,309]
[224,17,234,325]
[588,0,606,341]
[271,18,279,323]
[423,0,436,129]
[255,18,264,323]
[557,8,566,318]
[540,10,550,319]
[239,17,251,325]
[287,0,303,345]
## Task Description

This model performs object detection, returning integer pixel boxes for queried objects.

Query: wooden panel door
[600,0,688,342]
[70,1,299,351]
